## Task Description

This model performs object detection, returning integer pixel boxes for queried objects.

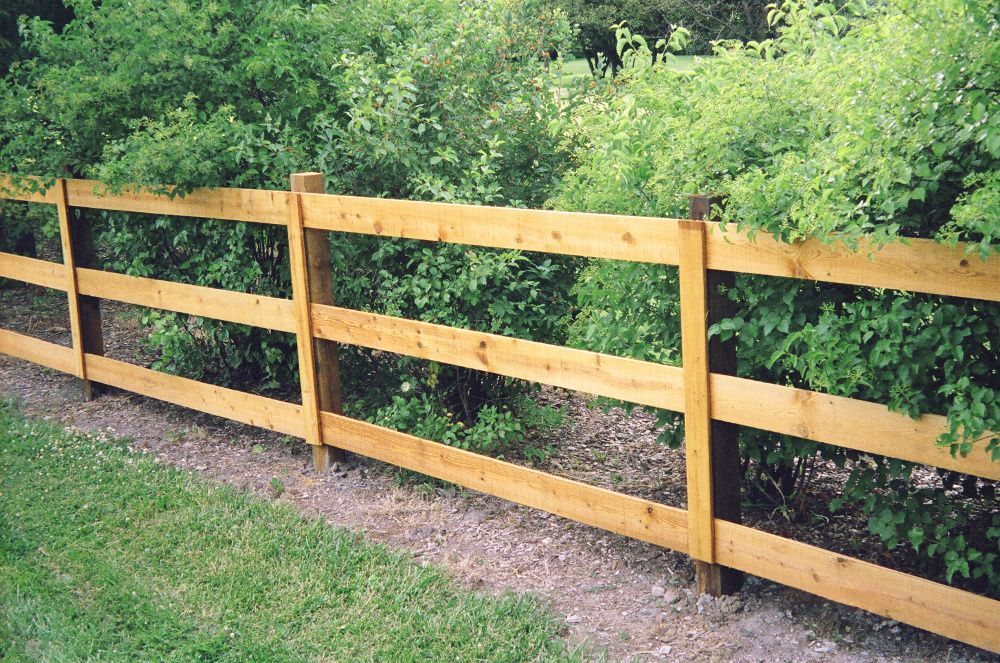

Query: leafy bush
[553,0,998,594]
[0,1,73,75]
[0,0,574,452]
[371,393,552,455]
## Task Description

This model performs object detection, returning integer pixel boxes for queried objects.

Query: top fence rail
[3,175,997,302]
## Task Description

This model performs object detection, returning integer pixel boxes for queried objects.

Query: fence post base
[696,560,742,596]
[312,445,338,473]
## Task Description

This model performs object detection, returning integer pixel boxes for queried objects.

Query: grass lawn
[0,403,575,661]
[556,55,702,85]
[561,58,594,78]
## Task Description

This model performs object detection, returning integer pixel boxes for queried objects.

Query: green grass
[0,403,575,662]
[561,58,594,78]
[556,55,702,85]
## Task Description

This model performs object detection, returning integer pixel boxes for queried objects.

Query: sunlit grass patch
[0,403,575,661]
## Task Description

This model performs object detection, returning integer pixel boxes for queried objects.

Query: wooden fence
[0,174,998,652]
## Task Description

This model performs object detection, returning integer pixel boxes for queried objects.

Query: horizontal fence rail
[6,255,993,480]
[310,304,688,412]
[0,175,997,652]
[77,268,297,333]
[4,175,999,301]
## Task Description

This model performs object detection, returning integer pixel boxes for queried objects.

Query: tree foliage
[0,0,73,75]
[557,0,770,74]
[554,0,999,593]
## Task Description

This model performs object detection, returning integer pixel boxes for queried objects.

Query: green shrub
[554,0,999,594]
[0,0,575,453]
[366,390,563,456]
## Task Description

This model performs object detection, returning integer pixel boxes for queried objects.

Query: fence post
[55,178,105,401]
[289,173,347,472]
[679,194,743,596]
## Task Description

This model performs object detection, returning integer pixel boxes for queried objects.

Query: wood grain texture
[688,195,742,595]
[705,223,999,302]
[65,205,107,400]
[76,268,296,333]
[712,374,1000,481]
[64,178,289,225]
[0,329,76,374]
[0,252,66,290]
[55,179,88,381]
[310,304,686,413]
[291,172,345,470]
[3,175,996,300]
[86,354,304,437]
[298,192,682,264]
[678,219,715,564]
[286,191,323,448]
[320,411,690,553]
[0,174,60,204]
[715,520,1000,653]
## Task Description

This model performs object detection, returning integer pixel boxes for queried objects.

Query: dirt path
[0,292,996,662]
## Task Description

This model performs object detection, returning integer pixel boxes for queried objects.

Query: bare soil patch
[1,285,995,662]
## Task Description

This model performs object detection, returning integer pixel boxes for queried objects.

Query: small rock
[656,645,673,656]
[566,614,582,624]
[652,585,666,598]
[696,594,715,615]
[720,596,744,615]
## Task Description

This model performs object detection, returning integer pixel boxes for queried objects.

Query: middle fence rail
[0,174,997,652]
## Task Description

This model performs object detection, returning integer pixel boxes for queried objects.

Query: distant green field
[0,403,575,662]
[561,57,594,77]
[557,55,702,85]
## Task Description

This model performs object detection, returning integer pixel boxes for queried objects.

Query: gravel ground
[1,284,997,662]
